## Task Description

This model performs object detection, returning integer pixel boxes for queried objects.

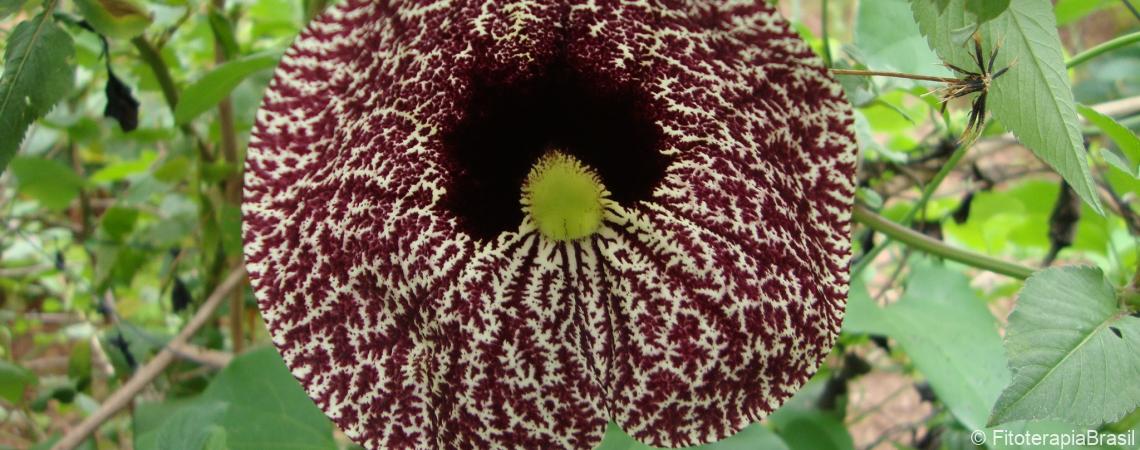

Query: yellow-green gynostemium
[521,150,609,241]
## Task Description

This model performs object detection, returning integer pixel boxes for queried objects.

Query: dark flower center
[441,62,668,241]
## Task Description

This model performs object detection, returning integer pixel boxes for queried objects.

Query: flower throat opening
[440,63,668,242]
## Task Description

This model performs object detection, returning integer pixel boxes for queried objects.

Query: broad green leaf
[154,402,228,450]
[9,157,85,210]
[839,277,886,335]
[1078,104,1140,178]
[0,360,37,405]
[0,15,75,173]
[198,347,335,450]
[596,422,790,450]
[989,266,1140,427]
[173,52,279,125]
[966,0,1011,24]
[854,0,949,82]
[911,0,1104,215]
[768,409,852,450]
[133,348,334,450]
[847,264,1010,431]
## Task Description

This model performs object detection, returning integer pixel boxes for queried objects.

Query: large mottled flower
[242,1,858,449]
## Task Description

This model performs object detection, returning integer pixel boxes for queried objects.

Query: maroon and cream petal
[243,1,857,449]
[433,233,610,448]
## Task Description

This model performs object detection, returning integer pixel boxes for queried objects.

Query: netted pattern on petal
[243,1,856,448]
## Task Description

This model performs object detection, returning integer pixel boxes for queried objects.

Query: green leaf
[220,203,243,255]
[208,9,240,60]
[199,347,335,450]
[1054,0,1116,26]
[9,157,85,210]
[100,206,139,240]
[173,52,279,125]
[765,378,853,450]
[89,152,156,183]
[596,422,790,450]
[839,277,885,335]
[910,0,1104,215]
[154,402,229,450]
[68,340,92,392]
[0,14,75,173]
[965,0,1011,24]
[768,409,852,450]
[0,360,37,405]
[0,0,24,20]
[989,266,1140,427]
[134,348,334,450]
[1078,104,1140,178]
[73,0,152,39]
[847,263,1010,431]
[854,0,950,82]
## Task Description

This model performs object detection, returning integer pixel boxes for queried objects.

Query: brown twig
[51,267,245,450]
[211,0,246,354]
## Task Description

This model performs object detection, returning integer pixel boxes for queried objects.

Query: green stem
[852,142,970,276]
[1067,31,1140,69]
[132,36,216,162]
[131,36,178,109]
[821,0,832,68]
[852,205,1034,279]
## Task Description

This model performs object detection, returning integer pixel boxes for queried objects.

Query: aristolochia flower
[242,1,858,449]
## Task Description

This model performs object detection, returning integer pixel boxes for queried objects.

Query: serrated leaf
[1078,104,1140,178]
[910,0,1104,215]
[10,157,85,210]
[989,266,1140,427]
[173,52,279,125]
[0,15,75,173]
[965,0,1010,24]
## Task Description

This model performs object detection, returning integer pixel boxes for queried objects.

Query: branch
[852,204,1035,279]
[130,35,217,162]
[1066,31,1140,69]
[853,142,970,276]
[51,268,246,450]
[211,0,245,353]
